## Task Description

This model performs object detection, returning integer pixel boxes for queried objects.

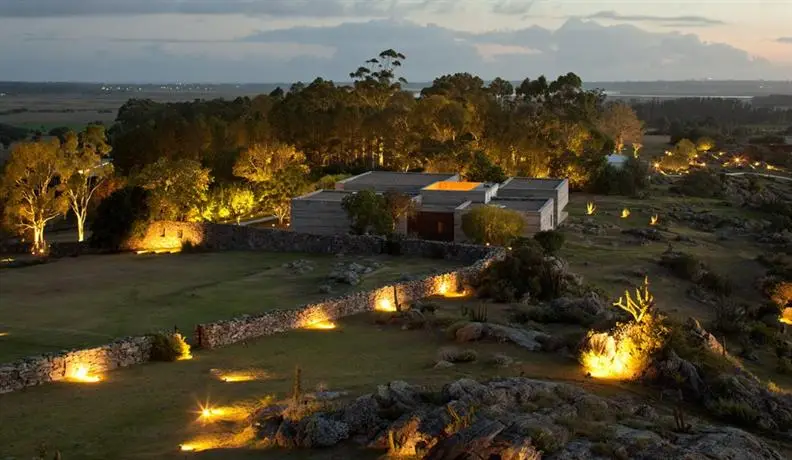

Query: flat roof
[293,190,353,202]
[338,171,457,188]
[489,198,553,212]
[423,181,482,191]
[500,177,566,191]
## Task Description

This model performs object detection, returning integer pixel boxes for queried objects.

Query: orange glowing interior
[424,181,481,191]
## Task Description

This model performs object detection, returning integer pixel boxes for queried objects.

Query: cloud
[491,0,537,16]
[585,10,726,27]
[776,37,792,44]
[0,0,435,18]
[1,18,788,82]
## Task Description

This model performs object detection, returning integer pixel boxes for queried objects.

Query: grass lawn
[0,305,604,460]
[0,251,461,362]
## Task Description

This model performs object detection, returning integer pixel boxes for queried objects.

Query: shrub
[475,245,567,302]
[589,157,649,196]
[698,271,733,297]
[672,170,725,198]
[437,347,478,363]
[708,398,760,426]
[534,230,566,255]
[89,186,151,250]
[149,331,191,362]
[461,205,525,246]
[659,253,704,281]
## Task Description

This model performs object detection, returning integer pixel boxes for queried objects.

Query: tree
[0,139,68,253]
[232,142,308,184]
[261,165,311,224]
[205,185,255,224]
[696,136,715,153]
[461,206,525,246]
[383,190,416,233]
[137,158,212,221]
[341,190,392,235]
[465,151,508,184]
[89,186,151,250]
[60,125,113,242]
[597,101,644,154]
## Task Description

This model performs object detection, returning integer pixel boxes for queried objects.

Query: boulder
[300,414,349,447]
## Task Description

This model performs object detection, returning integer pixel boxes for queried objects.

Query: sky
[1,0,791,83]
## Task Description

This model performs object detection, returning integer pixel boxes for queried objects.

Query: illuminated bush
[462,205,525,246]
[580,280,668,380]
[149,331,192,362]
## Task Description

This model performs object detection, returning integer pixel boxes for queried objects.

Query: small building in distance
[291,171,569,242]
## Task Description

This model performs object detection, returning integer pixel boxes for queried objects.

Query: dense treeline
[632,98,791,139]
[109,51,631,186]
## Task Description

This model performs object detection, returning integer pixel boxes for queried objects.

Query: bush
[475,245,567,302]
[437,347,478,363]
[534,230,566,255]
[149,332,191,362]
[341,190,392,235]
[672,170,725,198]
[698,271,733,297]
[659,253,704,281]
[708,398,760,427]
[461,205,525,246]
[589,157,649,196]
[89,186,151,250]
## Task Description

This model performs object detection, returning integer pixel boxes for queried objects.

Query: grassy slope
[0,308,591,460]
[0,252,459,361]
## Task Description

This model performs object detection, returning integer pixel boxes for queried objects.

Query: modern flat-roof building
[291,171,569,242]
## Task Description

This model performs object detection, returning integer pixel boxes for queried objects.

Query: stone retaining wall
[0,336,153,394]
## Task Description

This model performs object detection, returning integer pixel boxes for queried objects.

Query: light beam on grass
[68,365,102,383]
[0,332,8,337]
[620,208,631,219]
[211,368,268,383]
[649,215,658,226]
[305,320,337,330]
[586,202,596,215]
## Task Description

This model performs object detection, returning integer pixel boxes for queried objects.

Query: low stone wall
[129,221,492,263]
[196,255,500,349]
[0,336,153,394]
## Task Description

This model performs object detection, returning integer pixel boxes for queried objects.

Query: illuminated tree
[461,206,525,246]
[597,101,644,154]
[137,158,212,221]
[661,138,697,171]
[695,136,715,153]
[205,185,255,224]
[0,139,68,253]
[60,125,113,241]
[233,142,307,184]
[261,165,311,225]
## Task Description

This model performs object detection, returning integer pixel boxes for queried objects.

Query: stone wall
[196,258,497,349]
[0,336,153,394]
[128,221,493,264]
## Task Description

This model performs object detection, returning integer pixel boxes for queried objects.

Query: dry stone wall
[0,336,153,394]
[1,222,503,394]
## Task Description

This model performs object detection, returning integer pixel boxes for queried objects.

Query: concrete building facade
[291,171,569,242]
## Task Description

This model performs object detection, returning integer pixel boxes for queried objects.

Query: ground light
[68,365,102,383]
[211,369,268,383]
[305,320,337,330]
[376,297,397,312]
[650,215,659,226]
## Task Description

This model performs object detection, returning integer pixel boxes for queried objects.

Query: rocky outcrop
[252,377,786,459]
[453,322,549,351]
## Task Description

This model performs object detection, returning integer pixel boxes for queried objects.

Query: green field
[0,251,460,362]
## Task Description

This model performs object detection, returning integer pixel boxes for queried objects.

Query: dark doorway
[408,211,454,241]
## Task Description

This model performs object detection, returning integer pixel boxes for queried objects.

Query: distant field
[0,90,261,130]
[0,251,460,362]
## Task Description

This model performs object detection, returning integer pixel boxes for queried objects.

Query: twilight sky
[1,0,790,82]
